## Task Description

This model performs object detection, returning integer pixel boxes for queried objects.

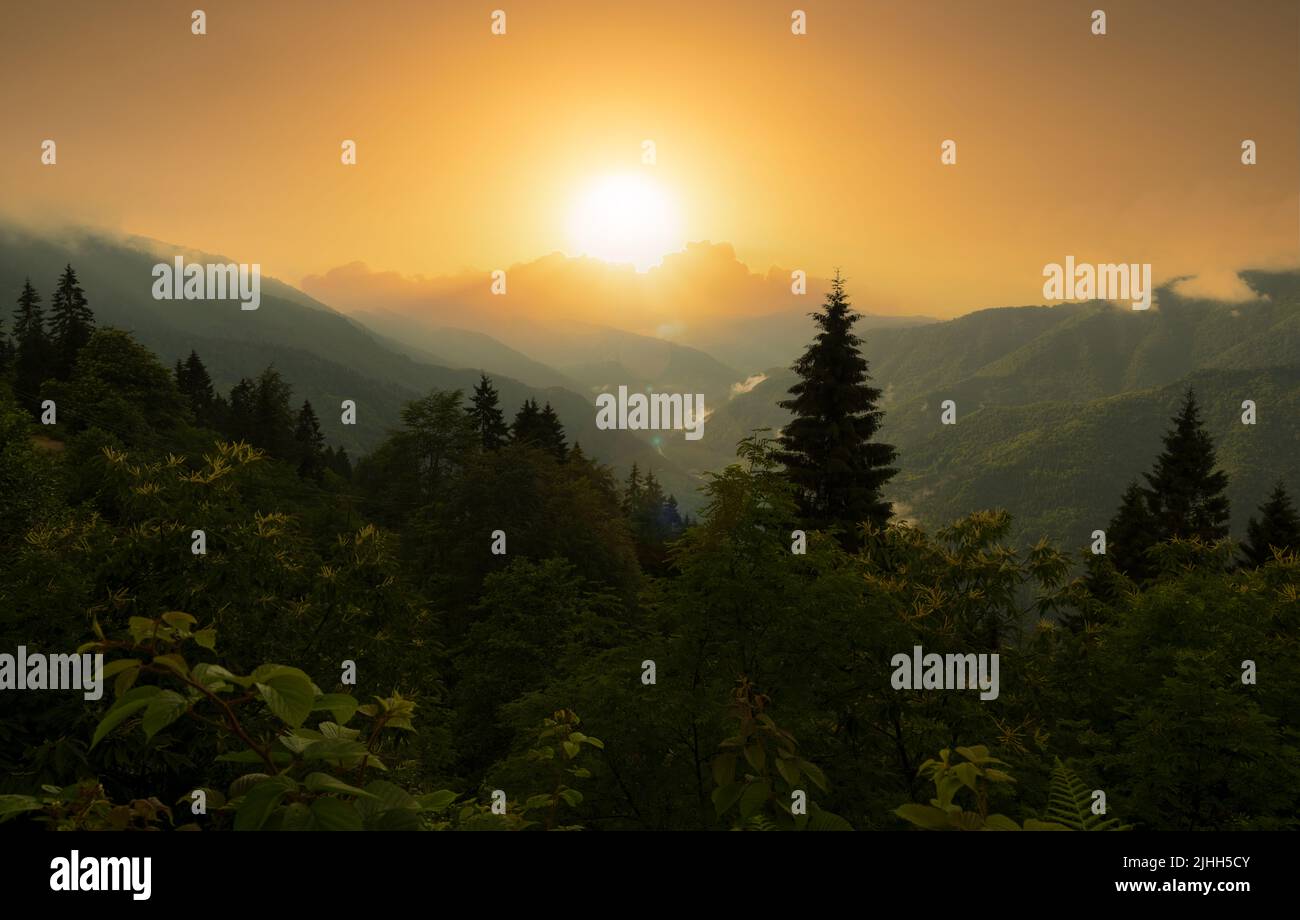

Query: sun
[567,173,683,271]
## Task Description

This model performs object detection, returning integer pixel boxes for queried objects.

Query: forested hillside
[679,273,1300,547]
[0,226,701,507]
[2,270,1296,833]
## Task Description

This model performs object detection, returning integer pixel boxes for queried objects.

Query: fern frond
[1042,758,1129,830]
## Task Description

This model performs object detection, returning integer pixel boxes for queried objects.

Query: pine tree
[467,372,509,451]
[12,280,48,410]
[175,350,216,426]
[253,367,295,458]
[511,398,543,445]
[1142,389,1230,544]
[47,264,95,379]
[1103,480,1161,582]
[328,445,353,480]
[538,402,568,461]
[776,272,897,547]
[294,400,327,480]
[227,377,257,443]
[624,463,642,516]
[1240,482,1300,567]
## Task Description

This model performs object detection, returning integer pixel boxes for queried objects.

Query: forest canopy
[0,273,1296,832]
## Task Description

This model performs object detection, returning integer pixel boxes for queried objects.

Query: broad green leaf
[895,803,953,830]
[281,801,315,831]
[318,721,360,741]
[953,762,979,792]
[304,772,377,799]
[142,690,189,741]
[161,611,197,630]
[310,796,363,831]
[151,653,188,678]
[233,775,296,831]
[356,780,417,820]
[743,743,766,773]
[416,790,458,812]
[113,665,140,697]
[303,739,388,772]
[193,629,217,651]
[228,773,271,798]
[559,788,582,807]
[312,693,358,725]
[96,659,141,681]
[91,685,161,748]
[256,668,315,728]
[128,617,162,644]
[0,795,43,823]
[191,663,243,689]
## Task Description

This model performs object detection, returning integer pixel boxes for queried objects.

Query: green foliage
[895,746,1065,831]
[1041,759,1129,830]
[710,680,850,831]
[1241,481,1300,567]
[57,612,471,831]
[3,268,1299,835]
[776,272,897,547]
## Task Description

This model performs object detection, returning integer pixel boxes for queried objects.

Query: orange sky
[0,0,1296,317]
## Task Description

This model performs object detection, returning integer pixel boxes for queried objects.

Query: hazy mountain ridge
[5,224,1294,540]
[0,227,704,508]
[673,273,1300,546]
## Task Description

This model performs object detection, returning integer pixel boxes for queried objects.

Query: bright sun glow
[567,173,682,271]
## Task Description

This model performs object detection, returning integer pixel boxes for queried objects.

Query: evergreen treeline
[0,274,1296,832]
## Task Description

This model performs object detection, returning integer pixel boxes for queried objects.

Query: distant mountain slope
[349,310,580,391]
[676,308,936,373]
[0,226,704,509]
[891,365,1300,548]
[557,331,742,411]
[674,272,1300,545]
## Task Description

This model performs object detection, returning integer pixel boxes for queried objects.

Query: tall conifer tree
[1102,390,1231,582]
[467,372,509,451]
[294,399,327,480]
[12,279,48,409]
[1142,389,1230,543]
[48,264,95,379]
[1240,482,1300,567]
[776,272,897,547]
[1104,480,1161,582]
[175,350,217,425]
[511,398,541,444]
[538,402,568,461]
